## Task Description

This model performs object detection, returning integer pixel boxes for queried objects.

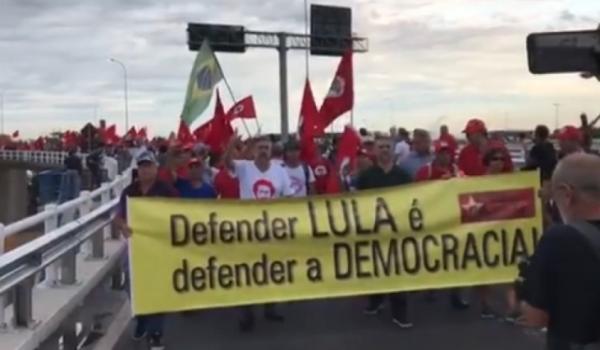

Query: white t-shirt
[103,155,119,181]
[284,164,316,198]
[128,146,146,169]
[234,160,294,200]
[394,140,410,165]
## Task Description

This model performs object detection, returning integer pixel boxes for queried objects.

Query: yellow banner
[129,172,542,316]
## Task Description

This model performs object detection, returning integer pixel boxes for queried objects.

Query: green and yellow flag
[180,40,223,125]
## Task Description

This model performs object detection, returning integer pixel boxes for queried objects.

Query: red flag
[62,131,79,148]
[205,90,234,153]
[138,127,148,141]
[33,136,45,150]
[298,79,322,163]
[103,125,120,145]
[324,126,361,194]
[335,125,361,173]
[226,96,257,120]
[319,50,354,129]
[193,121,213,142]
[125,127,137,140]
[177,119,195,146]
[459,189,535,224]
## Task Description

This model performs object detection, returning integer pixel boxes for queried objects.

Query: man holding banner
[115,151,178,349]
[356,135,414,329]
[224,135,294,331]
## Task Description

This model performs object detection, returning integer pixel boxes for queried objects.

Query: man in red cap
[557,125,584,158]
[458,118,513,176]
[174,157,217,199]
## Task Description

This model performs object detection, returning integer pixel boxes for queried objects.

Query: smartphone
[527,30,600,74]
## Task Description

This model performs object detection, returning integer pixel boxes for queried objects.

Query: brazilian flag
[181,40,223,125]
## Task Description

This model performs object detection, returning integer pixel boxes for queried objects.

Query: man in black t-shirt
[523,125,557,181]
[114,151,177,350]
[356,136,414,329]
[522,153,600,349]
[64,148,83,175]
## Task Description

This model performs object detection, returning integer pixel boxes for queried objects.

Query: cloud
[1,0,600,137]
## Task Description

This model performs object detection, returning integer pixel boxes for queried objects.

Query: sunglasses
[490,157,504,162]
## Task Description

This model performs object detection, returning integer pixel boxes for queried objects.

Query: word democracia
[167,197,540,293]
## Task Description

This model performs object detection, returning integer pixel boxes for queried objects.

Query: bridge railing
[0,164,132,349]
[0,150,69,166]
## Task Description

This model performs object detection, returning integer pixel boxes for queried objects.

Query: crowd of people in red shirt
[111,117,595,348]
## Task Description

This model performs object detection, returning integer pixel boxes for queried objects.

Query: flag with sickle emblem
[180,40,224,126]
[319,50,353,129]
[226,96,257,120]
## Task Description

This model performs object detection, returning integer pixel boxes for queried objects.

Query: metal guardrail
[0,162,132,349]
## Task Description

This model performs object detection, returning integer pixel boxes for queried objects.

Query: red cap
[557,125,583,142]
[433,140,453,153]
[463,118,487,134]
[188,157,202,166]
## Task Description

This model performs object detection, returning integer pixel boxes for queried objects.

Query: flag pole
[304,0,310,80]
[213,55,253,138]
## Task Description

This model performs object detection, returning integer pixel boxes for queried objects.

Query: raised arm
[222,136,241,172]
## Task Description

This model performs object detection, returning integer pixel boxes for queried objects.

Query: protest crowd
[3,48,599,350]
[3,109,600,350]
[99,113,596,350]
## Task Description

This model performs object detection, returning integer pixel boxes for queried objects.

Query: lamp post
[0,92,4,135]
[109,58,129,131]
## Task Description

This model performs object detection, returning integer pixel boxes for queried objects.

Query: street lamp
[109,58,129,131]
[0,92,4,135]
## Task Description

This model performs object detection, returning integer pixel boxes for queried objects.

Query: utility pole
[278,33,289,140]
[0,92,4,135]
[109,58,130,131]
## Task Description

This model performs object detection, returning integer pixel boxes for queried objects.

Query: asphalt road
[114,289,545,350]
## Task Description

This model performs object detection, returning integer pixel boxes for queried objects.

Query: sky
[1,0,600,138]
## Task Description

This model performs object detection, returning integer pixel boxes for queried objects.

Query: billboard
[310,5,352,56]
[187,23,246,53]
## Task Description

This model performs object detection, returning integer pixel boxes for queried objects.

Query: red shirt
[415,164,459,181]
[176,166,189,180]
[158,166,189,185]
[438,133,458,154]
[310,158,332,195]
[157,167,176,184]
[457,142,514,176]
[214,167,240,199]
